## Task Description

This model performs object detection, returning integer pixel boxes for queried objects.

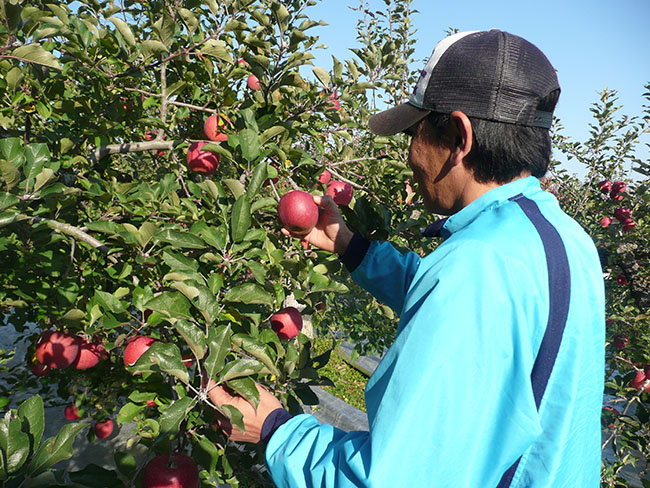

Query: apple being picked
[142,453,200,488]
[278,190,319,236]
[326,180,354,206]
[35,330,81,369]
[204,113,230,142]
[270,307,303,340]
[123,335,158,367]
[186,141,219,174]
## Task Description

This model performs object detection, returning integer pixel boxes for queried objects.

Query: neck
[457,171,531,211]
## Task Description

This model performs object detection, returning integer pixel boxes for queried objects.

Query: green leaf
[247,161,268,198]
[0,160,20,190]
[192,434,220,473]
[130,342,190,384]
[17,395,44,451]
[204,325,232,380]
[117,402,141,424]
[11,44,61,69]
[224,283,273,306]
[33,168,55,192]
[145,291,192,319]
[0,138,24,164]
[94,290,127,314]
[3,418,29,473]
[200,39,232,62]
[0,193,19,212]
[141,39,169,58]
[173,320,206,360]
[230,195,251,243]
[231,334,279,376]
[312,66,330,86]
[251,197,277,213]
[69,463,122,487]
[107,16,135,46]
[159,396,196,434]
[162,250,199,271]
[260,125,286,144]
[156,229,205,249]
[27,422,86,476]
[238,129,260,162]
[220,358,265,382]
[226,377,259,409]
[198,225,227,250]
[223,179,245,199]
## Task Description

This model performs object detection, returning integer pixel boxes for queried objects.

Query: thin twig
[21,215,118,263]
[91,140,183,164]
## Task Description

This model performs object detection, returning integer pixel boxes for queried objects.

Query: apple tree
[547,87,650,486]
[0,0,423,485]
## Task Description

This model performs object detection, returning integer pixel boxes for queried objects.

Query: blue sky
[303,0,650,177]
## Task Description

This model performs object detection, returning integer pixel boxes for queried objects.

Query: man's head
[370,30,560,186]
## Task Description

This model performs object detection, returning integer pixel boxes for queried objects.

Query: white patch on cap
[410,31,478,108]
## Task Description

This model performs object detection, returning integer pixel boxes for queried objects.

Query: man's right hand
[281,195,354,255]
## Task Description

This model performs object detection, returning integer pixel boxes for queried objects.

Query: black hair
[426,89,560,184]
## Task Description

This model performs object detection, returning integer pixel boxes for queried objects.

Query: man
[209,30,605,487]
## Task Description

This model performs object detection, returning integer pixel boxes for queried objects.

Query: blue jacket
[266,176,605,487]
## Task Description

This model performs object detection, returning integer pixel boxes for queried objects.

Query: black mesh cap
[369,30,560,136]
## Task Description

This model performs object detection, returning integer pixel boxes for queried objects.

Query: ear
[449,111,473,165]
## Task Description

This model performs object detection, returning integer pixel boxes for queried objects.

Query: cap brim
[368,102,431,136]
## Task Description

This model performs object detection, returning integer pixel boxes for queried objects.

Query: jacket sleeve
[348,239,421,313]
[265,239,544,487]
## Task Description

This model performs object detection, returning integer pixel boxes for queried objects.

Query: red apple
[613,334,629,350]
[73,338,107,369]
[203,114,230,142]
[326,180,354,206]
[35,331,81,369]
[611,181,627,195]
[182,354,194,368]
[613,207,631,222]
[94,419,113,439]
[247,75,260,90]
[65,403,79,420]
[600,216,612,228]
[186,141,219,174]
[278,190,319,236]
[238,59,249,67]
[318,169,331,185]
[146,399,156,407]
[31,362,50,377]
[630,367,650,393]
[623,218,636,232]
[270,307,303,340]
[123,335,158,367]
[142,453,200,488]
[599,180,612,194]
[144,130,155,141]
